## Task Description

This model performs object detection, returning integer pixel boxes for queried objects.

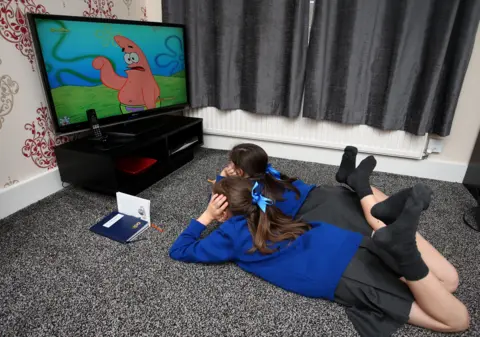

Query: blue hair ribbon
[251,182,273,212]
[266,164,281,179]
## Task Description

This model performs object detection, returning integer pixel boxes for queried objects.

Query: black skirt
[335,238,414,337]
[298,186,414,337]
[297,185,373,236]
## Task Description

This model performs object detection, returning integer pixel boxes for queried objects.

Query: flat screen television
[27,14,189,134]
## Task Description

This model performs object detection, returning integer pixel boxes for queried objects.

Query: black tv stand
[55,115,203,195]
[87,134,134,151]
[105,115,168,138]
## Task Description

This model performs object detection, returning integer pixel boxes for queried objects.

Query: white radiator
[186,107,428,159]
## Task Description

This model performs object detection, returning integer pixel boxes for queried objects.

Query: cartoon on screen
[33,19,187,126]
[93,36,160,113]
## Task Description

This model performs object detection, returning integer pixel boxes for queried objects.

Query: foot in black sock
[346,155,377,199]
[372,185,432,224]
[372,184,430,281]
[336,146,358,183]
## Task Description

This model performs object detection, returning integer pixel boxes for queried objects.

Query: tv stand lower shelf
[55,115,203,195]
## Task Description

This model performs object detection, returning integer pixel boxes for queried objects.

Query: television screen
[29,14,188,133]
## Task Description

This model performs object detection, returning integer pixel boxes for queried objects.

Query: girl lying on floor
[170,178,470,337]
[215,143,460,294]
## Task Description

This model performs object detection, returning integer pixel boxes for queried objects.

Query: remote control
[86,109,102,138]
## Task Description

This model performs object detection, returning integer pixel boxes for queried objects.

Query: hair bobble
[266,164,281,179]
[251,181,273,212]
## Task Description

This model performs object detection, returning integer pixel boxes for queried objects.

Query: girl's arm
[169,218,234,263]
[170,194,233,263]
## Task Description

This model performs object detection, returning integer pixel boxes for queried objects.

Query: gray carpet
[1,148,479,337]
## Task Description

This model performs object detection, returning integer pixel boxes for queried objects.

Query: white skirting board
[203,134,468,183]
[0,168,64,220]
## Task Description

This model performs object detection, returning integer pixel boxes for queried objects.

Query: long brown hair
[213,177,311,254]
[229,143,300,201]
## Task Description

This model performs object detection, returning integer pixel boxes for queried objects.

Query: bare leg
[413,234,459,292]
[359,189,459,292]
[372,186,388,202]
[409,299,469,332]
[406,273,469,332]
[359,194,386,231]
[370,187,459,292]
[371,188,470,333]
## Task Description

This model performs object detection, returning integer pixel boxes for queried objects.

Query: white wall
[145,0,162,22]
[428,26,480,165]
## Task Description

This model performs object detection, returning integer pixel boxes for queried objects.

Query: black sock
[336,146,358,183]
[346,156,376,199]
[372,186,432,225]
[372,184,430,281]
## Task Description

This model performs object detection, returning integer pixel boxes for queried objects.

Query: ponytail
[245,172,300,202]
[246,203,311,254]
[264,172,300,201]
[213,176,310,256]
[229,143,301,200]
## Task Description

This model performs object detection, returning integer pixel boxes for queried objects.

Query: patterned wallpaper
[0,0,159,189]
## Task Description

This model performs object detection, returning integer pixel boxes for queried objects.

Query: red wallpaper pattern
[22,103,71,169]
[0,0,48,70]
[83,0,117,19]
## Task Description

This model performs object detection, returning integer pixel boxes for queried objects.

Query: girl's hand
[198,194,229,226]
[220,163,237,177]
[207,194,228,220]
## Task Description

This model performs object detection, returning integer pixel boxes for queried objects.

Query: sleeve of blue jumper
[216,175,224,182]
[169,219,234,263]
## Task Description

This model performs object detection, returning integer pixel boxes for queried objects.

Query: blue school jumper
[215,173,315,218]
[170,215,362,300]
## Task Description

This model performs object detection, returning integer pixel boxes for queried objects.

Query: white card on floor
[102,213,124,228]
[116,192,151,225]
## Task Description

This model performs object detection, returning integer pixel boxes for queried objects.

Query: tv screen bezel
[27,13,190,135]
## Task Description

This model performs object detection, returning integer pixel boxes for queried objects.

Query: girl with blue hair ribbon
[216,143,385,233]
[171,176,469,336]
[199,144,465,336]
[216,144,458,291]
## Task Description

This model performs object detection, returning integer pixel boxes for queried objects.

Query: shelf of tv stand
[54,115,203,195]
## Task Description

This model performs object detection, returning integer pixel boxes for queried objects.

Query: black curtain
[303,0,480,136]
[162,0,309,117]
